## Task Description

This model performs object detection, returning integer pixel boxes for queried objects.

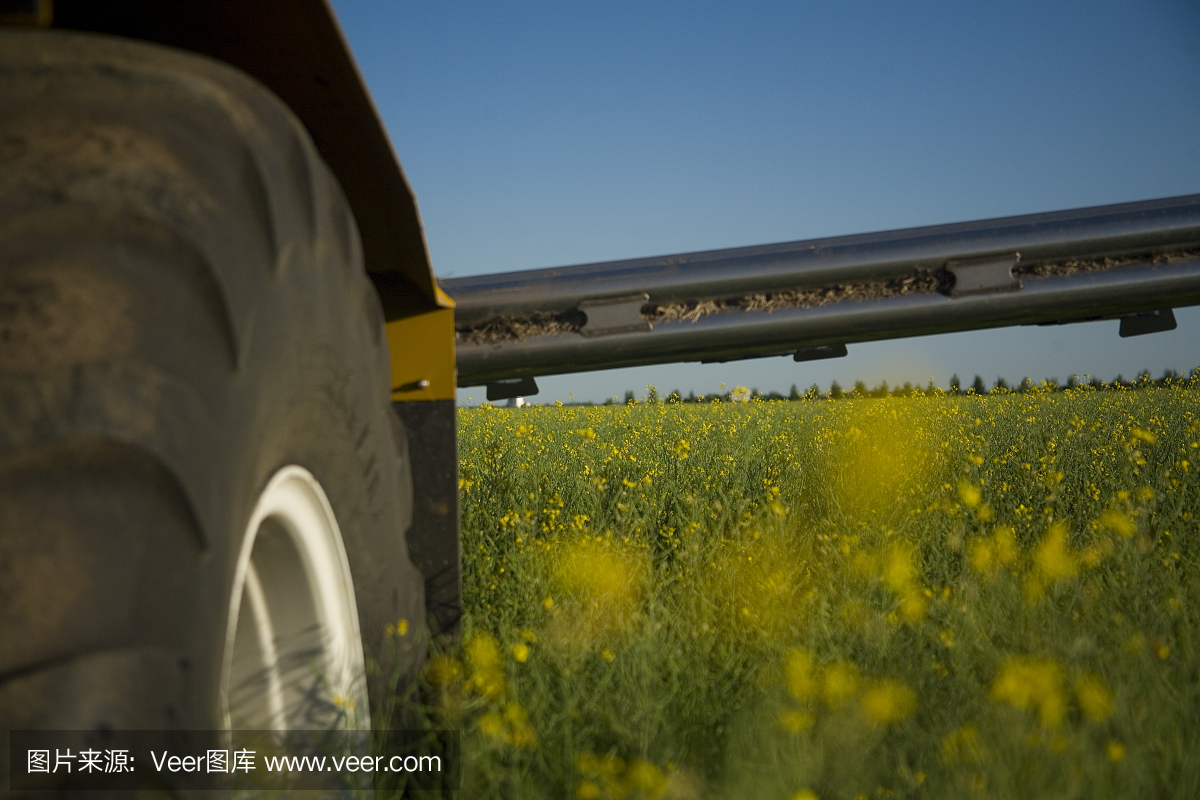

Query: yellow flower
[883,542,917,593]
[576,781,601,800]
[876,542,930,622]
[990,656,1066,728]
[969,539,994,573]
[477,712,505,741]
[785,648,820,701]
[859,679,917,725]
[543,596,555,610]
[466,632,506,699]
[626,760,668,799]
[1033,521,1079,582]
[822,661,860,708]
[503,702,537,749]
[789,791,819,800]
[993,525,1019,565]
[1098,507,1137,538]
[824,403,943,521]
[601,649,616,662]
[467,632,502,670]
[1107,741,1126,762]
[1131,428,1157,444]
[778,708,816,732]
[425,654,463,687]
[1074,674,1113,722]
[555,538,647,609]
[511,643,530,663]
[957,479,981,508]
[898,589,929,624]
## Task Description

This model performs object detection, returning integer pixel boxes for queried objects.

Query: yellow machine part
[387,289,457,402]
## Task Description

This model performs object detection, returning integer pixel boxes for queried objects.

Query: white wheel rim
[221,466,369,731]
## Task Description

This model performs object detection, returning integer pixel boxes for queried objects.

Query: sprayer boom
[443,194,1200,398]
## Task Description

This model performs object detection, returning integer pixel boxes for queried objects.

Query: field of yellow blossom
[433,382,1200,799]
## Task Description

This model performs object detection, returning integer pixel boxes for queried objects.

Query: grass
[420,382,1200,799]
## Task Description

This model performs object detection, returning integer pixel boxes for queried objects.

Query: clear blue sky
[331,0,1200,404]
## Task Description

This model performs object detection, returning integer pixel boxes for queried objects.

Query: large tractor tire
[0,28,425,745]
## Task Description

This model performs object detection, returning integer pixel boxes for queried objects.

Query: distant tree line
[589,368,1200,405]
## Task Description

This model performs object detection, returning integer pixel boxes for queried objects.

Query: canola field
[431,382,1200,799]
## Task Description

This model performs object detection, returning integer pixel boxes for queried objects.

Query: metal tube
[444,194,1200,387]
[443,194,1200,327]
[456,260,1200,385]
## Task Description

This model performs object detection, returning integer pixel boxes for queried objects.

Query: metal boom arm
[443,194,1200,393]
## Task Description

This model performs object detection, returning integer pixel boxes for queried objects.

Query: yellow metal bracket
[387,304,456,402]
